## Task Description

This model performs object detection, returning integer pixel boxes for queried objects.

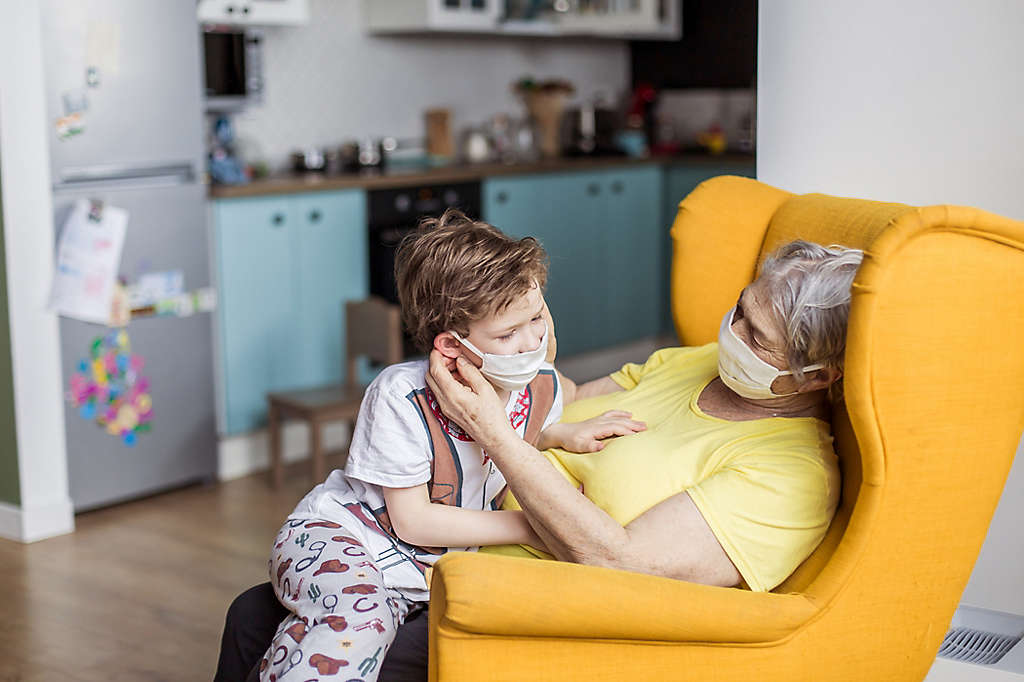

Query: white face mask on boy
[450,325,548,392]
[717,306,824,401]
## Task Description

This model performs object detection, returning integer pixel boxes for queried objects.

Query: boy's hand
[543,411,646,453]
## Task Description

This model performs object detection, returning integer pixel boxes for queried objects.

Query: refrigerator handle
[54,162,197,191]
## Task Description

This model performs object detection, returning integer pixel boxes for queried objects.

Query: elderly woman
[215,239,862,680]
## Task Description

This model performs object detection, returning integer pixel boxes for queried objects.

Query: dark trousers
[213,582,429,682]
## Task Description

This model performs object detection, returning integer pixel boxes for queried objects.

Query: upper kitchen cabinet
[363,0,680,40]
[364,0,502,33]
[198,0,309,26]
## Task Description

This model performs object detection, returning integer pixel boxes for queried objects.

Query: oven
[368,181,482,354]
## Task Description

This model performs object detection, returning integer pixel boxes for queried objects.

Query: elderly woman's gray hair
[759,240,864,393]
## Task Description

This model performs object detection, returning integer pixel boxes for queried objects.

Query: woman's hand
[426,350,517,451]
[539,411,646,453]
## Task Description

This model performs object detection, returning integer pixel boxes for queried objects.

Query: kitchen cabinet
[552,0,681,40]
[603,165,664,346]
[213,189,366,435]
[198,0,309,26]
[363,0,679,39]
[364,0,502,33]
[484,165,666,356]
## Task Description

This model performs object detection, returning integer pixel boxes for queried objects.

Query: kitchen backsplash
[230,0,630,171]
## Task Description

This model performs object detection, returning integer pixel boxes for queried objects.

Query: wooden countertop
[208,153,755,199]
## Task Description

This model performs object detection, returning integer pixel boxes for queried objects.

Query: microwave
[202,28,264,111]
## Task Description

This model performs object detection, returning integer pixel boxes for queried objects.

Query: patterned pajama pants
[259,518,418,682]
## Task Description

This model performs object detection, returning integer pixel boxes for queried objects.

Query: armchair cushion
[432,552,817,643]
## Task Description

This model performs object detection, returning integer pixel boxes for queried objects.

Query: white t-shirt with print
[290,358,563,599]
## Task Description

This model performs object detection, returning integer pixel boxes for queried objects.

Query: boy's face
[464,284,547,358]
[434,284,547,378]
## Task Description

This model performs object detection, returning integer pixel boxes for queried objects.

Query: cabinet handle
[587,183,601,196]
[225,5,235,13]
[309,210,322,223]
[496,191,509,204]
[611,181,624,194]
[242,5,250,14]
[271,213,285,227]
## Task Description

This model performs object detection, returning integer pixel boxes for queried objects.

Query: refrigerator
[41,0,217,511]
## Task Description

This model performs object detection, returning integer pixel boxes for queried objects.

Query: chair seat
[267,383,364,420]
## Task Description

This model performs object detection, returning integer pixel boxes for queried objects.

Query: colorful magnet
[67,329,153,446]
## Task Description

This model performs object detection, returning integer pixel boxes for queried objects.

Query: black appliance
[368,181,482,351]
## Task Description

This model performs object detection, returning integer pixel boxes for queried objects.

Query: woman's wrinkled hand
[545,410,646,453]
[426,350,517,450]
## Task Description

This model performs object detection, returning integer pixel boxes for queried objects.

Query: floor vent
[938,627,1022,666]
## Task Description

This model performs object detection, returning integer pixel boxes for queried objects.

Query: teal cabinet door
[486,167,666,356]
[214,189,369,435]
[533,171,606,356]
[482,175,545,239]
[603,165,665,345]
[484,173,606,357]
[214,196,295,434]
[292,190,368,390]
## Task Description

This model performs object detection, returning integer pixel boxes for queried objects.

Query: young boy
[258,209,643,682]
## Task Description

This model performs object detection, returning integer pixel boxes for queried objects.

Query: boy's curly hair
[395,208,548,352]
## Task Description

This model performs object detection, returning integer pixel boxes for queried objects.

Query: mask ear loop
[448,330,485,363]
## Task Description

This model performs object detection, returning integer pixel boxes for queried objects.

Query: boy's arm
[382,484,546,550]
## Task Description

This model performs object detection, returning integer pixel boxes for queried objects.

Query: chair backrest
[670,176,1024,669]
[344,297,403,388]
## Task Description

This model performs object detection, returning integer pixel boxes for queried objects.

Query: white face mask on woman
[717,306,824,400]
[450,325,548,392]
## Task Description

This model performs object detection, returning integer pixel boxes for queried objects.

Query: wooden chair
[266,297,403,488]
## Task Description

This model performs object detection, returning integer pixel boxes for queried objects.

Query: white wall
[758,0,1024,219]
[231,0,630,169]
[757,0,1024,615]
[0,0,75,541]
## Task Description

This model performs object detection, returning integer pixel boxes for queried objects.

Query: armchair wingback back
[670,175,1024,667]
[427,175,1024,681]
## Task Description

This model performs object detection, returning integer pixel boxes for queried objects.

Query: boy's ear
[434,332,483,368]
[434,332,463,359]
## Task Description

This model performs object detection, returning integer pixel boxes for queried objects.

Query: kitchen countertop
[208,153,755,199]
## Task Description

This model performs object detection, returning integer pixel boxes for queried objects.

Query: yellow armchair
[428,176,1024,681]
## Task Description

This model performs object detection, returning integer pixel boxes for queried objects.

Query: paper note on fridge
[49,199,128,325]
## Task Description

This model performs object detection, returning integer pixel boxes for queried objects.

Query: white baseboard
[0,498,75,543]
[218,420,353,481]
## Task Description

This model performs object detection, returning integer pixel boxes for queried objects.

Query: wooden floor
[0,455,345,682]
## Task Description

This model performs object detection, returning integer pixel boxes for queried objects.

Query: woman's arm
[382,484,545,550]
[426,352,739,586]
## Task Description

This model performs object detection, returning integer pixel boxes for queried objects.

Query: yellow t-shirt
[483,343,840,592]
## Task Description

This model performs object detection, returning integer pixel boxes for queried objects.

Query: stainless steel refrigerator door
[54,181,216,511]
[40,0,205,187]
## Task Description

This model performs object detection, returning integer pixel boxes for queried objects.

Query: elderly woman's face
[730,277,803,395]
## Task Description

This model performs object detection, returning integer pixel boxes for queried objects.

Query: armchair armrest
[430,553,817,644]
